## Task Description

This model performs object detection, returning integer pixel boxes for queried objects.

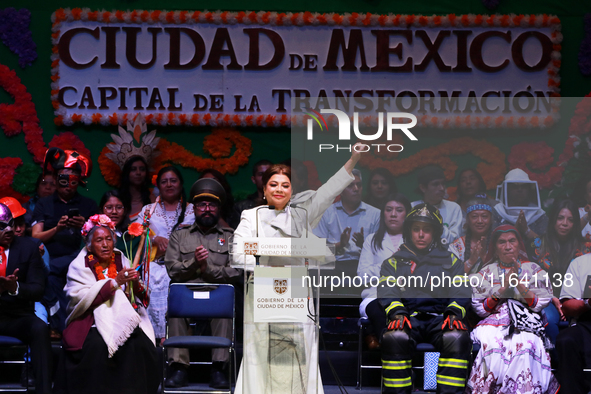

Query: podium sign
[253,266,309,323]
[237,237,326,257]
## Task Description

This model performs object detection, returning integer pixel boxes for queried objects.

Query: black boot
[20,363,35,388]
[209,362,230,389]
[165,363,188,388]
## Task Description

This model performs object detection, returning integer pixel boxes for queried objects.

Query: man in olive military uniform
[164,178,241,389]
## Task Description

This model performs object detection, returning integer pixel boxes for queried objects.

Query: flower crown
[81,214,116,237]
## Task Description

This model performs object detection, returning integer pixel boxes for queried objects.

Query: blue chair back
[167,283,234,319]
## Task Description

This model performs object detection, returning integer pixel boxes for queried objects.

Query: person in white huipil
[134,167,195,343]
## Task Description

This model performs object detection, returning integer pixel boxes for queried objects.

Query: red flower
[128,222,144,237]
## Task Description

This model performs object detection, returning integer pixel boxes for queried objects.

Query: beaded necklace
[160,200,181,237]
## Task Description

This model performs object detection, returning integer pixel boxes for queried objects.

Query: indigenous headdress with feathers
[105,114,160,169]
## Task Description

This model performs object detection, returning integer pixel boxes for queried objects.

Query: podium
[230,237,334,394]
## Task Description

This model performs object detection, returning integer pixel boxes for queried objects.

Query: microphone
[254,205,275,265]
[290,203,310,269]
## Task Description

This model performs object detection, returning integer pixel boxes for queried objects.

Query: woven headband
[466,204,492,214]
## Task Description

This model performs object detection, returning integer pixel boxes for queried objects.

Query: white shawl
[65,248,155,357]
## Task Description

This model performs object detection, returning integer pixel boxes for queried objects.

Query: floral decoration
[98,127,252,186]
[81,214,116,237]
[508,94,591,190]
[507,142,563,188]
[0,26,87,202]
[358,136,506,190]
[0,8,37,68]
[547,94,591,198]
[579,14,591,76]
[48,131,91,159]
[93,255,117,280]
[0,157,27,201]
[0,63,45,163]
[51,8,562,128]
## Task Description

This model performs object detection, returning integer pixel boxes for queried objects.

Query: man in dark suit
[0,203,52,393]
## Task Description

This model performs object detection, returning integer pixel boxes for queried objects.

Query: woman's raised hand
[344,142,368,174]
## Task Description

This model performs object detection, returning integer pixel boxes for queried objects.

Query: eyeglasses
[195,202,219,211]
[0,219,14,231]
[57,174,80,187]
[103,205,124,212]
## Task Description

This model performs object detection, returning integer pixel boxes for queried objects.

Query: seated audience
[493,168,548,240]
[467,225,558,394]
[0,203,52,394]
[164,178,241,389]
[412,166,463,244]
[556,252,591,394]
[449,197,494,274]
[378,203,471,393]
[363,167,398,210]
[56,214,158,394]
[357,193,410,349]
[32,148,97,334]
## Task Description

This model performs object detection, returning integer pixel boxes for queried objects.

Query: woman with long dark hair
[99,190,128,234]
[134,166,195,343]
[357,193,411,349]
[119,156,154,222]
[449,197,494,274]
[363,167,398,210]
[527,199,590,343]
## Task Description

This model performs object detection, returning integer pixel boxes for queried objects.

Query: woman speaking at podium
[233,144,365,394]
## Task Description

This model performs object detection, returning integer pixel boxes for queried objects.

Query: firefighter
[378,203,472,393]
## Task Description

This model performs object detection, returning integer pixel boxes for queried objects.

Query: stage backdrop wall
[0,0,590,204]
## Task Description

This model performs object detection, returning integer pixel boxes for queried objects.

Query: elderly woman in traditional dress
[56,214,158,394]
[466,225,559,394]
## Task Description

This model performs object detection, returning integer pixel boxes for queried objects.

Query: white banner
[51,10,561,127]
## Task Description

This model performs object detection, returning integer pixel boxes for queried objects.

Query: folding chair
[162,283,235,394]
[0,335,29,392]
